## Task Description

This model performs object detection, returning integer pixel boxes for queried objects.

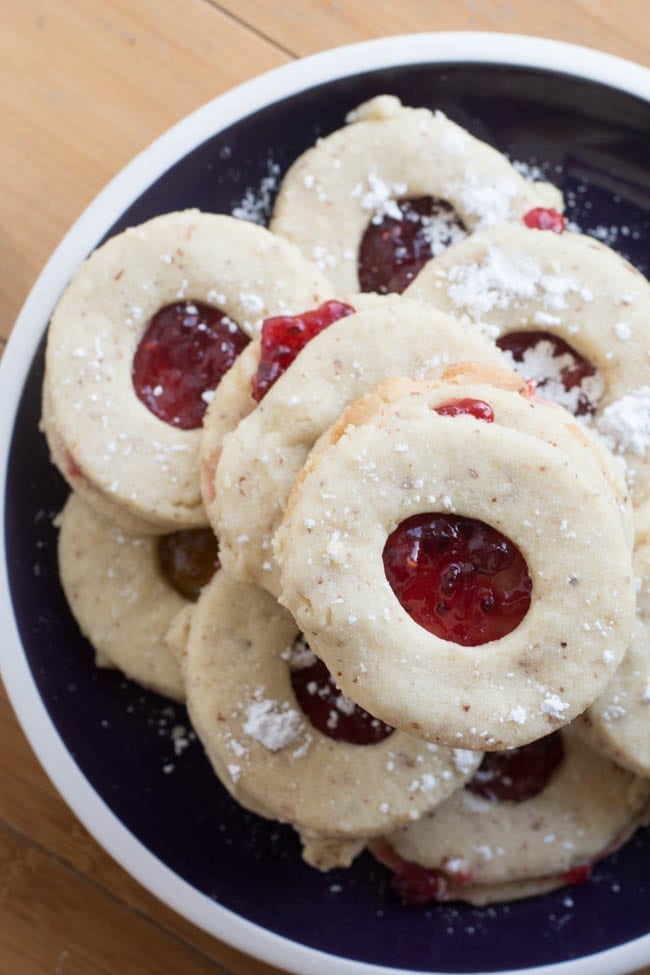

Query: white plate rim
[1,31,649,975]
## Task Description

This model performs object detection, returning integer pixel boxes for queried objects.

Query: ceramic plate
[1,33,649,975]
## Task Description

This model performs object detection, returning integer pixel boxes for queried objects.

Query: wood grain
[0,0,288,343]
[212,0,650,62]
[1,1,648,973]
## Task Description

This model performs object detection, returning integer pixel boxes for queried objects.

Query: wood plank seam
[202,0,298,58]
[0,818,236,975]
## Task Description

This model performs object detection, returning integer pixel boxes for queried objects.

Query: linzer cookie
[209,296,507,595]
[58,494,220,700]
[183,571,481,870]
[371,727,650,905]
[270,95,562,294]
[43,210,333,533]
[577,529,650,777]
[200,297,360,523]
[276,368,636,750]
[405,223,650,504]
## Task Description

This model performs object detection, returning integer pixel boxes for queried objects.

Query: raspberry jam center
[523,207,566,233]
[132,301,250,429]
[435,398,495,422]
[358,196,467,294]
[289,639,393,745]
[251,300,355,402]
[497,330,601,417]
[383,513,532,646]
[158,528,220,601]
[465,732,565,802]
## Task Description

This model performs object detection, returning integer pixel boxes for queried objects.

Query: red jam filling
[523,208,566,233]
[157,528,220,601]
[496,329,600,418]
[358,196,467,294]
[251,300,355,402]
[64,449,84,479]
[383,513,532,646]
[132,301,250,429]
[561,863,592,886]
[390,860,450,906]
[434,398,495,422]
[290,645,393,745]
[465,732,565,803]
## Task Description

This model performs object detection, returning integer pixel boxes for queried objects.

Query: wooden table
[1,2,648,973]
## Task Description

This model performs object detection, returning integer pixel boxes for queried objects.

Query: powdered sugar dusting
[453,748,478,775]
[500,339,604,418]
[232,158,281,225]
[243,697,303,751]
[445,245,587,324]
[352,172,408,223]
[540,694,570,720]
[597,388,650,457]
[450,167,518,226]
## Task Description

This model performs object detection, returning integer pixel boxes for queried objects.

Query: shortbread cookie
[200,296,367,512]
[43,210,333,533]
[211,296,507,595]
[405,223,650,503]
[276,372,635,750]
[184,571,482,869]
[577,537,650,777]
[371,728,650,905]
[270,95,562,293]
[58,494,219,700]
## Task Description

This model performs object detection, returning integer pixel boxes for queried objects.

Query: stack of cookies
[47,97,650,904]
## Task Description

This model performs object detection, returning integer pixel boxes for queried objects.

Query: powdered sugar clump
[453,748,479,775]
[351,172,408,223]
[597,387,650,457]
[243,697,303,751]
[232,158,281,225]
[450,167,518,226]
[540,694,570,720]
[444,245,588,323]
[500,339,604,418]
[417,207,467,256]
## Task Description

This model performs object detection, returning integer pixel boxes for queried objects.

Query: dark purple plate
[1,33,649,975]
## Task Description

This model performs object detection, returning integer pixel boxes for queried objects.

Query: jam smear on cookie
[523,207,566,233]
[465,732,565,803]
[133,301,250,429]
[497,330,600,417]
[434,398,495,422]
[252,300,355,402]
[383,513,532,646]
[158,528,220,601]
[290,638,394,745]
[358,196,467,294]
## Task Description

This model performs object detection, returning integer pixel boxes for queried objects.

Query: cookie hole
[251,300,355,402]
[132,301,249,429]
[358,196,467,294]
[464,731,565,802]
[157,528,220,601]
[288,636,394,745]
[496,330,603,418]
[382,513,532,646]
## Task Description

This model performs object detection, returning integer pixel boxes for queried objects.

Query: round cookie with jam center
[371,727,650,905]
[43,210,333,534]
[405,222,650,504]
[270,95,562,294]
[275,372,636,750]
[209,295,508,597]
[183,571,482,870]
[58,494,220,700]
